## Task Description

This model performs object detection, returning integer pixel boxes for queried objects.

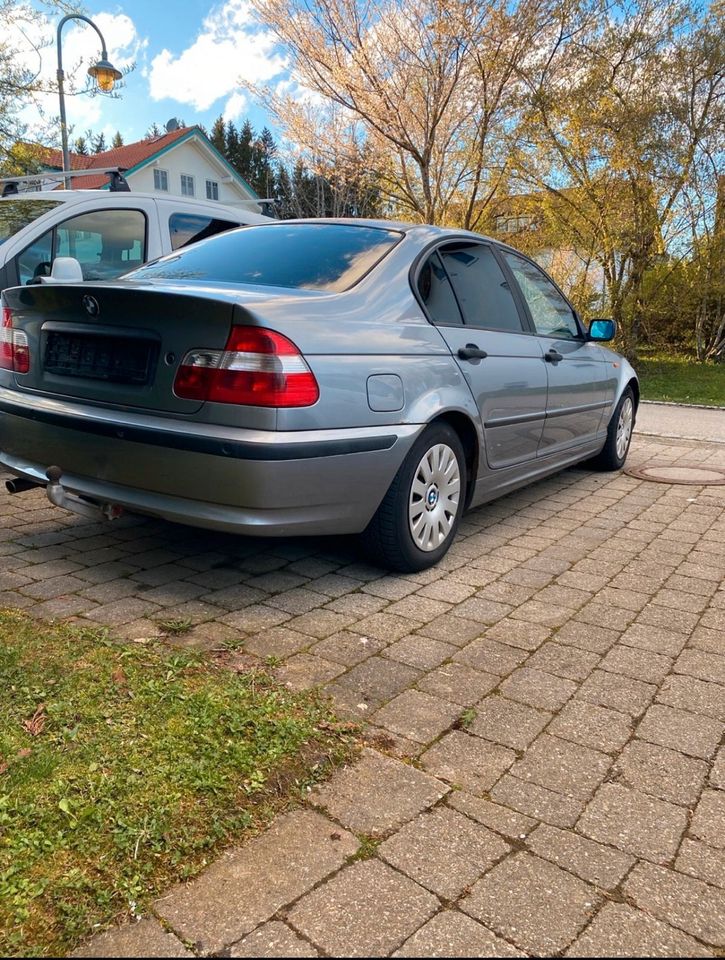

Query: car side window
[15,209,147,283]
[417,251,463,325]
[503,252,580,339]
[16,229,53,285]
[169,213,241,251]
[439,243,524,332]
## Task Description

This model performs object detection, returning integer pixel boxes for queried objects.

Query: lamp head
[88,58,122,93]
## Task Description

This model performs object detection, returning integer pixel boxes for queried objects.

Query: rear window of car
[128,223,404,291]
[0,198,62,244]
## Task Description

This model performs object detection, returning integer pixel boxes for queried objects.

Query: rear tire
[361,422,466,572]
[589,386,635,471]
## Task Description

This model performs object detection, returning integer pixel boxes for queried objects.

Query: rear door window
[439,243,525,332]
[417,251,463,325]
[169,213,241,250]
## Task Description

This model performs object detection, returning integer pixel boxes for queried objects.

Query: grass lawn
[0,611,356,958]
[636,352,725,406]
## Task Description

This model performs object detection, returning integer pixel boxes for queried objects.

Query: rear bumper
[0,387,419,536]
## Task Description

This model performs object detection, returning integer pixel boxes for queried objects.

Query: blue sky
[21,1,287,147]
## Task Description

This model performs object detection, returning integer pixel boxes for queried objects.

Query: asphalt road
[636,402,724,444]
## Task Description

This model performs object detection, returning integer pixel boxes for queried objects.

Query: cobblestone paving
[2,432,724,958]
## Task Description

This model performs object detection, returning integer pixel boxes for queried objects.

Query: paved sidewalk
[1,426,724,958]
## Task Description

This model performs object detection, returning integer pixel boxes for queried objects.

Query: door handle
[545,349,563,363]
[458,344,488,361]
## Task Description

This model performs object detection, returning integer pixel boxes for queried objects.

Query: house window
[206,180,219,201]
[180,174,195,197]
[153,168,168,192]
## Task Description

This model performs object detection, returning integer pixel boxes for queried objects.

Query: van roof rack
[1,167,130,197]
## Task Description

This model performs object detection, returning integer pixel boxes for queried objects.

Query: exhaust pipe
[5,477,41,494]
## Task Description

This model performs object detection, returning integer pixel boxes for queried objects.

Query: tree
[91,132,107,154]
[210,115,226,156]
[73,135,89,156]
[249,0,559,227]
[111,131,124,149]
[513,0,724,357]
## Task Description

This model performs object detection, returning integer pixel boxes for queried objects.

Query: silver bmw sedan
[0,220,637,571]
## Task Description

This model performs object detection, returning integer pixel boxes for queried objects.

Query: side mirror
[588,318,616,342]
[40,257,84,284]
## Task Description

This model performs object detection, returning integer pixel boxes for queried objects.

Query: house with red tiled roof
[36,125,260,211]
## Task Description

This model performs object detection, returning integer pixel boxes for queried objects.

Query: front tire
[589,386,635,471]
[361,422,466,572]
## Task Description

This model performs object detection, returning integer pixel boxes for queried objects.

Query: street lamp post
[57,14,122,189]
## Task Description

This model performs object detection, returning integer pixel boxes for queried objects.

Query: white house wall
[126,137,256,207]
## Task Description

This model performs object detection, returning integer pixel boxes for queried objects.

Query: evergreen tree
[210,115,226,156]
[73,136,89,155]
[111,131,123,148]
[91,132,106,154]
[146,122,162,139]
[225,120,240,173]
[238,120,254,184]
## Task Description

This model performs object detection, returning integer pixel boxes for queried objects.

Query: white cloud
[148,0,286,111]
[12,9,145,140]
[223,91,249,122]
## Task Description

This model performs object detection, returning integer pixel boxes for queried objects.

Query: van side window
[417,251,463,325]
[169,213,240,250]
[439,242,524,332]
[15,209,147,284]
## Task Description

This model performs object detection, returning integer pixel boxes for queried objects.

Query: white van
[0,173,271,292]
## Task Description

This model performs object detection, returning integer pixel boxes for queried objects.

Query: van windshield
[0,198,62,244]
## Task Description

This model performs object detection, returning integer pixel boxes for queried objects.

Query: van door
[417,242,548,469]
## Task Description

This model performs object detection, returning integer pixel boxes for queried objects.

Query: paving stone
[637,603,700,634]
[554,621,621,654]
[447,791,537,839]
[420,731,515,795]
[455,596,514,625]
[511,599,573,628]
[393,910,524,957]
[564,902,713,958]
[676,839,725,890]
[511,734,611,800]
[624,861,725,946]
[525,641,600,681]
[333,657,421,708]
[386,634,457,669]
[491,774,584,828]
[499,667,577,711]
[230,922,319,957]
[576,669,656,716]
[416,662,498,706]
[619,622,689,657]
[355,612,420,642]
[378,806,510,899]
[547,699,632,754]
[372,689,460,744]
[462,852,600,955]
[386,595,452,622]
[361,576,419,600]
[527,824,634,890]
[284,608,356,639]
[274,654,345,691]
[636,703,723,760]
[657,674,725,722]
[154,810,358,954]
[613,740,709,807]
[484,617,552,651]
[310,630,386,666]
[287,859,439,958]
[71,918,193,957]
[453,638,528,676]
[325,593,387,617]
[689,625,725,654]
[577,783,688,864]
[575,602,637,631]
[675,649,725,686]
[469,696,550,750]
[711,746,725,789]
[600,644,673,684]
[242,627,313,660]
[418,614,486,646]
[310,748,447,835]
[220,604,291,633]
[690,790,725,850]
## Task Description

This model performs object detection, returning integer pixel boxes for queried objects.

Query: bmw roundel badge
[82,295,100,317]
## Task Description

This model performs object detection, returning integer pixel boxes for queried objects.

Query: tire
[361,422,466,572]
[589,386,635,471]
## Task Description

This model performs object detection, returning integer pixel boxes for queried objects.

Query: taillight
[0,306,30,374]
[174,326,319,407]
